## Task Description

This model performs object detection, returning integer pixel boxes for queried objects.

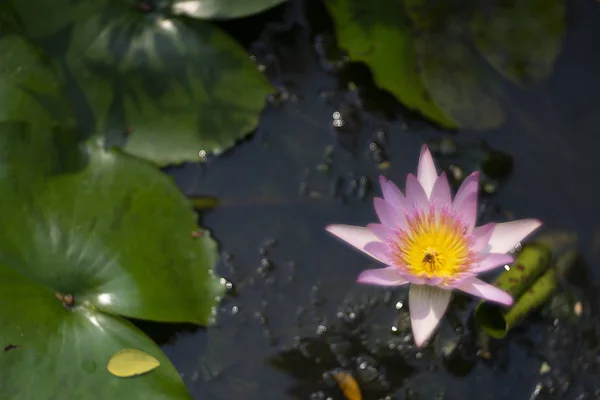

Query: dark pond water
[151,0,600,398]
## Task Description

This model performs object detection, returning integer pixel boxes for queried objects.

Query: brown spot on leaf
[4,343,20,352]
[56,292,75,307]
[63,294,74,306]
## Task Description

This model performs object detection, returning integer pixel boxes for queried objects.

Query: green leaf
[171,0,288,20]
[10,0,84,40]
[415,33,505,130]
[470,0,565,85]
[325,0,455,128]
[0,34,72,128]
[0,122,225,398]
[10,0,273,164]
[0,270,190,399]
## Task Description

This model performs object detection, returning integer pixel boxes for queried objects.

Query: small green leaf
[470,0,565,85]
[325,0,455,128]
[0,123,225,398]
[171,0,288,20]
[0,34,72,127]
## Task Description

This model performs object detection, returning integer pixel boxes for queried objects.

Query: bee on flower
[326,145,541,347]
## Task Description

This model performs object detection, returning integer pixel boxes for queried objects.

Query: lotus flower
[326,145,541,347]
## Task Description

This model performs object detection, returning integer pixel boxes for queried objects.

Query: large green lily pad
[12,0,273,165]
[0,35,72,128]
[0,122,225,398]
[470,0,565,85]
[172,0,288,20]
[325,0,455,128]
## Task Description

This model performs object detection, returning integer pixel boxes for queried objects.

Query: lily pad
[13,0,273,165]
[0,122,225,398]
[325,0,455,128]
[171,0,289,20]
[0,34,72,128]
[470,0,565,85]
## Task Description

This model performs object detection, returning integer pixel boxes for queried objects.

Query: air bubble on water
[395,301,404,309]
[316,324,327,335]
[333,118,344,128]
[231,306,239,315]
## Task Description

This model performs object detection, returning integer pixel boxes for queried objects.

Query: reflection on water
[157,0,600,398]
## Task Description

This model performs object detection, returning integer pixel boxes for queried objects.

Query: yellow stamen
[393,208,472,281]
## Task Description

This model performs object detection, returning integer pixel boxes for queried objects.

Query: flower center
[392,206,474,282]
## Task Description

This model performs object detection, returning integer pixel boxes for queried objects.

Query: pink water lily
[326,145,541,347]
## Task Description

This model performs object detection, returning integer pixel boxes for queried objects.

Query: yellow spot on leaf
[333,371,362,400]
[107,349,160,378]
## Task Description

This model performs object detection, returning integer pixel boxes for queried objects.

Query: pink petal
[405,174,429,210]
[357,267,408,286]
[409,284,452,347]
[487,219,543,254]
[374,197,405,229]
[472,222,496,253]
[452,172,480,230]
[325,225,383,262]
[379,176,407,210]
[430,172,452,206]
[417,145,438,198]
[457,278,513,306]
[367,223,394,242]
[472,253,514,273]
[453,171,480,206]
[364,241,391,264]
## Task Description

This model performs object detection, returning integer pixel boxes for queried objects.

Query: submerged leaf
[107,349,161,378]
[416,33,505,130]
[470,0,565,85]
